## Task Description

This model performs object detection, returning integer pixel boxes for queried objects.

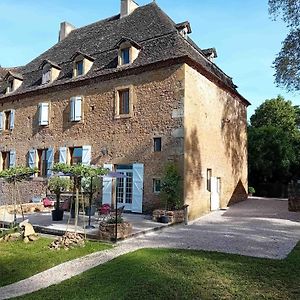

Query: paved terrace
[15,211,169,239]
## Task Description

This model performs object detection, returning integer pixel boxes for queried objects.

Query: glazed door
[116,170,133,211]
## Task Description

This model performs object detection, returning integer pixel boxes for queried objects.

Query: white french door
[116,170,133,211]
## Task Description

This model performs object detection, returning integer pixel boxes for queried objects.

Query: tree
[248,96,300,196]
[250,95,299,135]
[269,0,300,91]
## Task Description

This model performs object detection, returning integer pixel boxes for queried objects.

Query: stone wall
[0,179,47,206]
[184,64,248,219]
[0,64,185,212]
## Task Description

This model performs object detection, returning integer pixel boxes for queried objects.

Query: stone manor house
[0,0,249,219]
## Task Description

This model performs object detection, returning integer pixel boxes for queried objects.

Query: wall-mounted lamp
[101,147,108,156]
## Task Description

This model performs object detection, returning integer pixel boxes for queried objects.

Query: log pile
[49,232,85,250]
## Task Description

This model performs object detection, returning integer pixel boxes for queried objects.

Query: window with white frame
[38,103,49,126]
[70,96,82,122]
[75,60,84,76]
[0,110,15,131]
[121,48,130,65]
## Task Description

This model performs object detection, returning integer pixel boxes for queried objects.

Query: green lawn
[17,243,300,300]
[0,237,111,287]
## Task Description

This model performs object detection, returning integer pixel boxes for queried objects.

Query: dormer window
[117,38,141,67]
[4,71,23,94]
[72,52,94,78]
[202,48,218,62]
[40,60,61,85]
[121,48,130,65]
[7,80,14,93]
[75,60,84,76]
[175,21,192,39]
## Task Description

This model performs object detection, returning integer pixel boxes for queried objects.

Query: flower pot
[160,215,169,223]
[85,206,96,216]
[52,209,64,221]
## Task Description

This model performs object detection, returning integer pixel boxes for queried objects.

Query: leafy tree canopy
[250,95,299,135]
[0,166,38,183]
[269,0,300,91]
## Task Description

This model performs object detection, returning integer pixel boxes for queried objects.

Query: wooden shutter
[59,147,67,164]
[70,96,82,122]
[0,112,3,131]
[74,97,82,121]
[9,150,16,168]
[102,164,113,205]
[10,110,15,130]
[46,148,54,177]
[70,97,75,121]
[82,145,91,166]
[39,103,49,126]
[132,163,144,213]
[28,149,36,168]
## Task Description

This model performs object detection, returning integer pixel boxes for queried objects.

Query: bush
[106,216,124,224]
[248,186,255,195]
[160,163,183,210]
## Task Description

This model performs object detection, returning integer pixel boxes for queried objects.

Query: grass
[17,243,300,300]
[0,237,111,287]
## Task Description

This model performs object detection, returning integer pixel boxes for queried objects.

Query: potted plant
[81,177,101,216]
[248,186,255,196]
[48,176,71,221]
[160,163,183,223]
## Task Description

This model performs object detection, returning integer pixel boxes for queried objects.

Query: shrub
[160,163,183,210]
[248,186,255,195]
[106,216,124,224]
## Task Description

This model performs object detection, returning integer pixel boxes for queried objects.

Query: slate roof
[0,2,249,105]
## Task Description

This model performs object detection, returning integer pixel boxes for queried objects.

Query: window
[37,149,48,177]
[119,89,130,115]
[207,169,212,192]
[38,103,49,126]
[1,152,10,170]
[154,138,162,152]
[42,69,51,84]
[0,110,15,131]
[70,147,83,165]
[0,150,16,171]
[153,179,161,194]
[28,148,53,177]
[75,60,84,76]
[7,80,14,93]
[121,48,130,65]
[70,96,82,122]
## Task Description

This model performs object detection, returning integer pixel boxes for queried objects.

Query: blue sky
[0,0,299,117]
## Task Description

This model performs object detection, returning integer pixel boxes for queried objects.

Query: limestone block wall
[0,64,185,211]
[184,64,248,219]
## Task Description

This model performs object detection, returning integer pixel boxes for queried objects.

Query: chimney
[120,0,139,18]
[59,22,76,42]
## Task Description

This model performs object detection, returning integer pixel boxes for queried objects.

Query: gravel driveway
[1,197,299,299]
[128,197,300,259]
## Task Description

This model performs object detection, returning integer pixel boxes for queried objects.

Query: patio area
[14,211,170,240]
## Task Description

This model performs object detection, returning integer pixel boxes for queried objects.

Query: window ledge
[114,114,132,120]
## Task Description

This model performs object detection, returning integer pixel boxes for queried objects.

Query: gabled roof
[116,37,142,49]
[4,70,23,81]
[40,59,61,70]
[202,48,218,59]
[0,2,249,106]
[175,21,192,34]
[70,51,95,61]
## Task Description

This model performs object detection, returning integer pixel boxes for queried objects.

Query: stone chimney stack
[120,0,139,18]
[59,22,76,42]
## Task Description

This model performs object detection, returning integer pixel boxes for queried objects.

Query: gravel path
[0,197,299,299]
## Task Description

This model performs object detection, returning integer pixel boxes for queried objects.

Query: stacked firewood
[49,232,85,250]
